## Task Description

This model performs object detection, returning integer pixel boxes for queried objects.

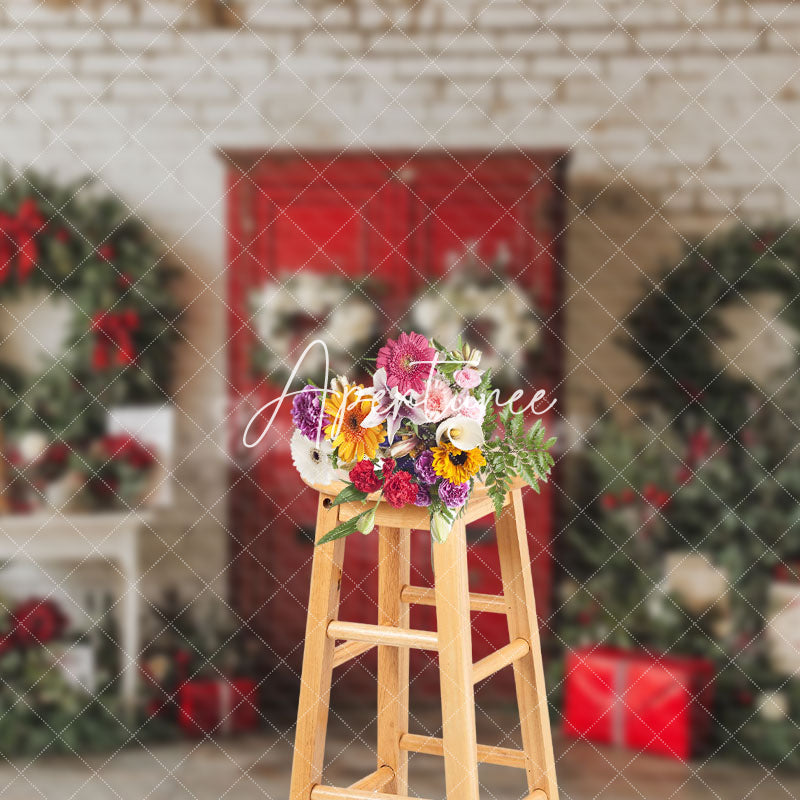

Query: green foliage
[483,405,555,515]
[0,647,132,757]
[317,506,376,545]
[329,484,368,506]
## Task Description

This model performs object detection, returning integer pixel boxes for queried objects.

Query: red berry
[600,493,617,510]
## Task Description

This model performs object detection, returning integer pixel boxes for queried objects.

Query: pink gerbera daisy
[376,332,436,395]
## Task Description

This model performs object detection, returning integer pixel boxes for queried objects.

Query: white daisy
[290,428,336,485]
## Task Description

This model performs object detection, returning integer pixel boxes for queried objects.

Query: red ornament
[91,310,140,369]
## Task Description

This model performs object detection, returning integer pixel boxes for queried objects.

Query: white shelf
[0,510,149,706]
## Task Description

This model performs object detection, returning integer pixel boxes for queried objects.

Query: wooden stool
[289,478,558,800]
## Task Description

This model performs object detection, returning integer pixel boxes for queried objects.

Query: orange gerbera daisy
[324,384,385,463]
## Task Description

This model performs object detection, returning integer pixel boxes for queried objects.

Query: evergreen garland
[558,225,800,767]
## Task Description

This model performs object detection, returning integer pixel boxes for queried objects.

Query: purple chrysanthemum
[414,484,432,507]
[438,479,470,509]
[292,386,329,441]
[414,450,437,485]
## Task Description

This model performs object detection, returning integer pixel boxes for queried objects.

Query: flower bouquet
[289,332,556,544]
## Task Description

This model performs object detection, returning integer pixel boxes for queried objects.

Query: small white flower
[18,431,49,463]
[435,416,485,450]
[759,691,789,722]
[290,429,336,485]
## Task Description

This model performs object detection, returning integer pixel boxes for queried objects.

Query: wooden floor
[1,709,796,800]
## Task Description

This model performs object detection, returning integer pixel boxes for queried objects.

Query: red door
[225,151,567,694]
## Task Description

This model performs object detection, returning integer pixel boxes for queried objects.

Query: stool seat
[289,481,559,800]
[302,475,528,529]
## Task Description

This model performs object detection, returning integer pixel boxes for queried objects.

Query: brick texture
[2,0,797,609]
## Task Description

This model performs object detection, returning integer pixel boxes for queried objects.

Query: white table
[0,512,147,706]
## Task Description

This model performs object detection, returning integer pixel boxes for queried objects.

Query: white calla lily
[435,415,484,451]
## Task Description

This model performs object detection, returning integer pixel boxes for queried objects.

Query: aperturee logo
[243,334,556,544]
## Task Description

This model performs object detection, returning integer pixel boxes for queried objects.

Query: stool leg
[433,518,480,800]
[495,488,559,800]
[377,526,411,794]
[290,496,347,800]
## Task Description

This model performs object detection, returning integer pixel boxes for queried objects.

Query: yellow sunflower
[324,384,384,463]
[431,442,486,484]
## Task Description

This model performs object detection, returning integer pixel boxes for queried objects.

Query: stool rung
[311,787,431,800]
[399,733,527,769]
[400,585,507,614]
[332,640,375,668]
[327,620,438,651]
[348,765,393,791]
[472,637,530,684]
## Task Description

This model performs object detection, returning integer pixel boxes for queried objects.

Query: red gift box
[178,678,259,736]
[563,647,714,759]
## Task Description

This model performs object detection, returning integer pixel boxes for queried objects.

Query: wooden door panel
[225,152,567,692]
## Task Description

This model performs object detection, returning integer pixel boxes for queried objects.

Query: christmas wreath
[626,225,800,434]
[0,170,180,440]
[249,272,381,383]
[411,253,542,386]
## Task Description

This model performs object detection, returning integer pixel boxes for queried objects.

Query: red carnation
[383,470,417,509]
[97,243,115,261]
[349,460,383,493]
[380,458,396,478]
[619,488,635,504]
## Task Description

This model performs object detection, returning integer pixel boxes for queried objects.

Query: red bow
[91,310,140,369]
[0,198,45,283]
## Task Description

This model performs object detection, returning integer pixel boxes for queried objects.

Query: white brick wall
[3,0,799,612]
